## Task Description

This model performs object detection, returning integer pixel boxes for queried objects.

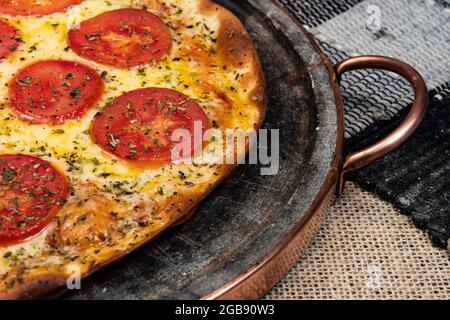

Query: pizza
[0,0,265,299]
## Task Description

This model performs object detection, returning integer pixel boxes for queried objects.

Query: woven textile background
[265,183,450,300]
[277,0,450,247]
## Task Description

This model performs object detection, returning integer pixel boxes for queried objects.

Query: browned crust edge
[200,0,267,130]
[0,0,266,300]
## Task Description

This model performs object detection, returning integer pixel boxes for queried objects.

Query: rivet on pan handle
[334,55,428,194]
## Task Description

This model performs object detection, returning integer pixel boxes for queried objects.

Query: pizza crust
[201,0,266,129]
[0,0,266,299]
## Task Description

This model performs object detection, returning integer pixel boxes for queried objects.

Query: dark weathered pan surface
[65,0,338,299]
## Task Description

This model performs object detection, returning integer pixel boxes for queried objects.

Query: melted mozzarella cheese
[0,0,259,275]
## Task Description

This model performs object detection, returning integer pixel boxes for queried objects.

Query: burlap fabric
[265,182,450,300]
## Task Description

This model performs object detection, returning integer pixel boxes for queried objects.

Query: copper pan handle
[334,55,428,193]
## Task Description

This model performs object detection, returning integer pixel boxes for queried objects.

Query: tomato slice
[0,154,68,246]
[9,60,104,124]
[68,8,172,68]
[0,20,21,60]
[91,88,210,164]
[0,0,82,16]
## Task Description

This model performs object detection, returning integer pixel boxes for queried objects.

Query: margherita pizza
[0,0,265,299]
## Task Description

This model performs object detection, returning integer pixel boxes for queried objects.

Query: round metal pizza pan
[63,0,427,300]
